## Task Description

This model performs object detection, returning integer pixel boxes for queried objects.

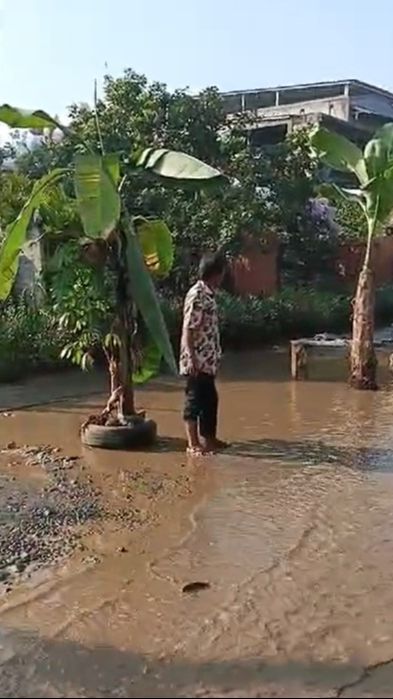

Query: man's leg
[183,376,202,452]
[199,375,229,452]
[199,375,218,451]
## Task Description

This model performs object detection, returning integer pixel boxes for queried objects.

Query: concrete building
[221,79,393,147]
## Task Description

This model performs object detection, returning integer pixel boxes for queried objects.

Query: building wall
[337,237,393,286]
[231,235,393,297]
[231,239,278,296]
[254,96,350,122]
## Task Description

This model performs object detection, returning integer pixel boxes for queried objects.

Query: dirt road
[1,352,393,697]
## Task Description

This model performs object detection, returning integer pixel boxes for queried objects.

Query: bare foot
[186,445,204,456]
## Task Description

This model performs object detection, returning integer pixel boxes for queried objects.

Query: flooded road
[1,351,393,696]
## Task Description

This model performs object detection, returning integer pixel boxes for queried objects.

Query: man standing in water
[180,252,228,455]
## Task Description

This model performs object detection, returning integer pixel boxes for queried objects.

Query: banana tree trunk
[114,230,136,416]
[349,233,377,390]
[118,317,135,415]
[109,354,120,394]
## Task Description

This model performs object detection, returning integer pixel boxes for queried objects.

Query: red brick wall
[231,239,278,296]
[337,237,393,286]
[230,235,393,298]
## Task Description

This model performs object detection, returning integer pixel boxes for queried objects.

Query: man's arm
[184,326,199,374]
[183,296,203,374]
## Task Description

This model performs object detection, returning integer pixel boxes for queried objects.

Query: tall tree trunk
[114,230,136,416]
[118,315,135,415]
[349,231,377,390]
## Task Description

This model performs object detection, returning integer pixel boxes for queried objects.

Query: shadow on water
[0,627,370,697]
[230,438,393,474]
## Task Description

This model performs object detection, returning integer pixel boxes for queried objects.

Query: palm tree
[310,123,393,390]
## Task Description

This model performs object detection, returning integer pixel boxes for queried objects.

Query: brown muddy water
[1,350,393,697]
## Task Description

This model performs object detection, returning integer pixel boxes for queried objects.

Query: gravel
[0,444,143,589]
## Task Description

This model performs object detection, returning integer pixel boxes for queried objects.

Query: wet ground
[1,350,393,696]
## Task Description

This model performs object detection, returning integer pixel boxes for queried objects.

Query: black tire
[81,419,157,450]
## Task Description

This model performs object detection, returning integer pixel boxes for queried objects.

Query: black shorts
[183,373,218,438]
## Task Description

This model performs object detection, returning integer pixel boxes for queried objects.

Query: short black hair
[199,252,227,281]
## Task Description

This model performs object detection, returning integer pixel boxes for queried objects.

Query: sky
[0,0,393,134]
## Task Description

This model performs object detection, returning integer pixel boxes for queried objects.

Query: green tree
[10,71,337,294]
[310,123,393,389]
[266,128,338,285]
[0,171,32,232]
[15,70,271,294]
[0,104,225,444]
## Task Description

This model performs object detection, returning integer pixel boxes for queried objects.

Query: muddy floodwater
[1,350,393,697]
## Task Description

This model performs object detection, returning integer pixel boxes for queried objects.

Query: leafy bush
[2,286,393,382]
[162,286,393,352]
[47,240,116,370]
[218,289,349,347]
[0,297,69,382]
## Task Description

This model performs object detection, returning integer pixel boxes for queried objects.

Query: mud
[1,351,393,696]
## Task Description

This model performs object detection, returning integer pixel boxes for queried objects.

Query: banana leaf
[132,336,162,384]
[309,126,368,186]
[136,148,225,188]
[0,169,68,300]
[74,153,120,238]
[134,216,174,278]
[125,221,177,375]
[103,153,120,187]
[0,104,62,130]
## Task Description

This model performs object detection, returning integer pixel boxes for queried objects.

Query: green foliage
[134,216,174,278]
[3,286,393,382]
[163,286,393,350]
[267,128,317,220]
[48,240,115,370]
[310,124,393,245]
[266,128,339,284]
[0,171,32,231]
[1,87,228,382]
[13,70,271,294]
[0,297,70,382]
[217,288,351,345]
[6,71,343,294]
[0,105,61,131]
[319,184,368,239]
[136,147,225,187]
[74,153,121,239]
[0,169,69,300]
[38,185,81,236]
[309,126,368,184]
[132,337,162,384]
[1,72,371,393]
[124,219,177,374]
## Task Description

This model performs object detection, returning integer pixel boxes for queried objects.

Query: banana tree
[0,105,225,442]
[310,123,393,390]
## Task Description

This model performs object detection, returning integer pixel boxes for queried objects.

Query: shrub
[0,297,70,382]
[2,286,393,382]
[217,288,350,348]
[162,286,393,352]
